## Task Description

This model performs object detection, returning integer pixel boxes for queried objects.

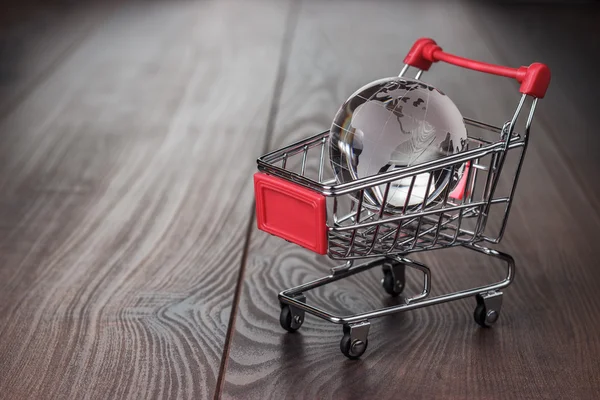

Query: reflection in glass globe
[329,77,468,212]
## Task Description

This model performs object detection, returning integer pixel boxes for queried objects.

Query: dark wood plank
[222,1,600,399]
[467,2,600,209]
[0,0,120,117]
[0,1,290,399]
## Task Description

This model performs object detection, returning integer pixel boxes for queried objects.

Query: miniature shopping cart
[254,38,550,359]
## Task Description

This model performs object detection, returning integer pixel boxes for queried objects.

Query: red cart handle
[404,38,551,98]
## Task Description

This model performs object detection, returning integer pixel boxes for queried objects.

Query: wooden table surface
[1,1,599,399]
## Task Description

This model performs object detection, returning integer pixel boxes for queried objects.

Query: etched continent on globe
[329,77,468,211]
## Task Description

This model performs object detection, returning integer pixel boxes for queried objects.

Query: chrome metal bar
[399,64,409,77]
[463,117,503,133]
[442,165,455,209]
[377,175,416,252]
[504,94,527,151]
[332,196,339,224]
[281,258,386,298]
[331,260,354,274]
[472,151,497,237]
[259,119,511,166]
[481,152,498,202]
[409,172,434,250]
[334,205,481,252]
[451,208,465,245]
[431,212,447,248]
[409,217,424,250]
[477,94,528,236]
[318,137,326,183]
[396,218,454,249]
[259,91,537,263]
[378,183,391,219]
[300,145,308,175]
[430,165,455,247]
[401,176,417,213]
[467,146,480,204]
[334,210,358,225]
[491,197,509,204]
[330,201,487,232]
[438,229,472,243]
[258,135,525,196]
[388,175,417,253]
[398,257,431,303]
[494,98,537,241]
[360,223,379,239]
[421,205,478,229]
[345,190,365,257]
[261,131,328,163]
[377,219,408,243]
[328,145,503,196]
[415,70,423,80]
[365,183,392,255]
[526,99,538,130]
[260,140,504,195]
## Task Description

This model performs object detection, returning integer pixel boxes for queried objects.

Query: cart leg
[279,293,306,332]
[473,291,503,327]
[277,246,514,358]
[340,320,370,359]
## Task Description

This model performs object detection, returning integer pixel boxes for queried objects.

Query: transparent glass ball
[329,77,468,211]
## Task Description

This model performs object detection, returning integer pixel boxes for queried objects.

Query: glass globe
[329,77,468,212]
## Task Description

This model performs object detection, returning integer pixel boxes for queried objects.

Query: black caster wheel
[340,333,368,360]
[279,303,305,332]
[473,301,500,328]
[382,262,405,297]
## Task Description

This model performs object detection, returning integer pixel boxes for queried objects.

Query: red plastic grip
[449,161,471,200]
[254,173,328,255]
[403,38,551,98]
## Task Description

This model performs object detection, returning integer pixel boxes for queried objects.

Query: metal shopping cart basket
[253,38,550,359]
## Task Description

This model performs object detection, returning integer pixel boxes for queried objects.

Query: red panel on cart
[254,173,328,255]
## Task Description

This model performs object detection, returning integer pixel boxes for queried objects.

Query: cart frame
[254,38,550,359]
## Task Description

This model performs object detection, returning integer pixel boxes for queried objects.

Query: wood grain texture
[0,0,120,117]
[222,1,600,399]
[468,2,600,210]
[0,1,290,399]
